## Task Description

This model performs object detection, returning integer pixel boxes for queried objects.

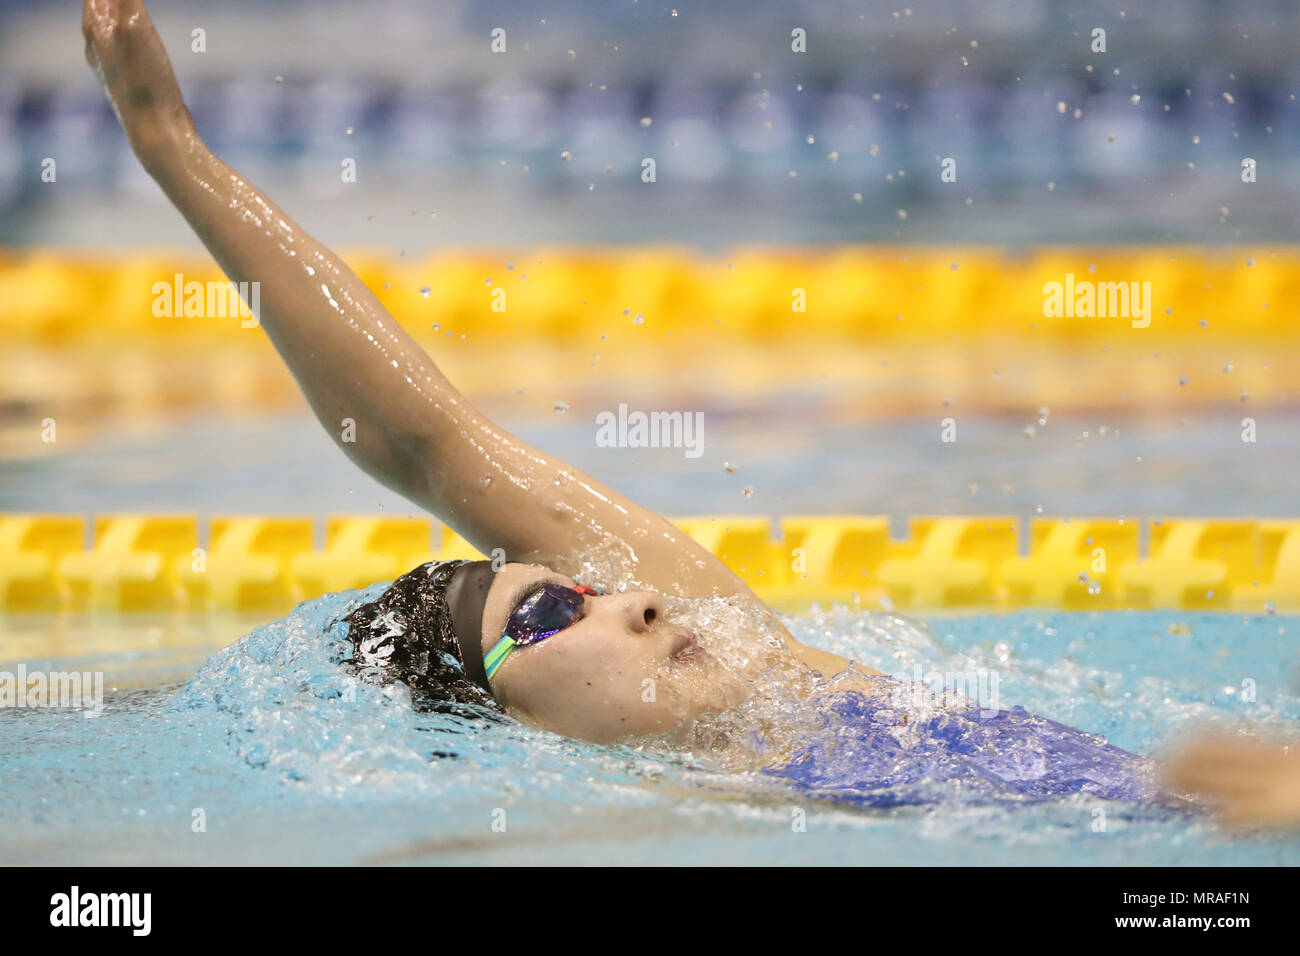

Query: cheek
[506,640,683,735]
[539,636,650,693]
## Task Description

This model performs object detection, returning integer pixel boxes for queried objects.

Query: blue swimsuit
[765,688,1153,807]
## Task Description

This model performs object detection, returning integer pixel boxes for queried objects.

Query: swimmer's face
[479,563,746,744]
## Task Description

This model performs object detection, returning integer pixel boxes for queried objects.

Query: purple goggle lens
[505,583,593,646]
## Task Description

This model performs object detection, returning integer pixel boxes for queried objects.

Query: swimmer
[82,0,855,742]
[82,0,1157,803]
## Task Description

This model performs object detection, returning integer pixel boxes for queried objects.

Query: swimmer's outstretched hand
[1164,732,1300,830]
[82,0,194,169]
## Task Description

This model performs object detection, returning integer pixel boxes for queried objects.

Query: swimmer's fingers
[81,0,192,163]
[82,0,118,76]
[82,0,146,69]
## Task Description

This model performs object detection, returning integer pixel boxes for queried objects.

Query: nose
[615,590,663,634]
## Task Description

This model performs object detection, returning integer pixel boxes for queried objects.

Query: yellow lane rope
[1,513,1296,613]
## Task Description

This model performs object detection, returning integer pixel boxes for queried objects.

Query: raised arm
[81,0,810,622]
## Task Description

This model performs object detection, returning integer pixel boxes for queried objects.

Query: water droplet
[419,286,431,298]
[554,401,570,413]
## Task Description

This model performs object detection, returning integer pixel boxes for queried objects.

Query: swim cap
[443,559,495,690]
[340,559,497,710]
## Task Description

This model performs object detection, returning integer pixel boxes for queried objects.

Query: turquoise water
[3,591,1297,865]
[4,405,1298,862]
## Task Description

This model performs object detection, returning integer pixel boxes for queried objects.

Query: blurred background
[0,0,1296,524]
[3,0,1299,246]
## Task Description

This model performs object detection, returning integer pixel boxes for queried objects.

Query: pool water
[4,402,1298,863]
[3,592,1297,865]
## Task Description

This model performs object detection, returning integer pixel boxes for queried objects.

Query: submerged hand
[82,0,195,169]
[1164,732,1300,829]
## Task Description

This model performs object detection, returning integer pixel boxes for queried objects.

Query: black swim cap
[340,559,497,711]
[443,559,495,690]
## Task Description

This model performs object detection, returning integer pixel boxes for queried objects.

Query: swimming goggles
[483,582,599,681]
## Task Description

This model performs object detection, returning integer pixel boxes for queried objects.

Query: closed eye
[507,583,544,617]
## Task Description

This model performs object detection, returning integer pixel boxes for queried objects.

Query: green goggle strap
[483,635,517,681]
